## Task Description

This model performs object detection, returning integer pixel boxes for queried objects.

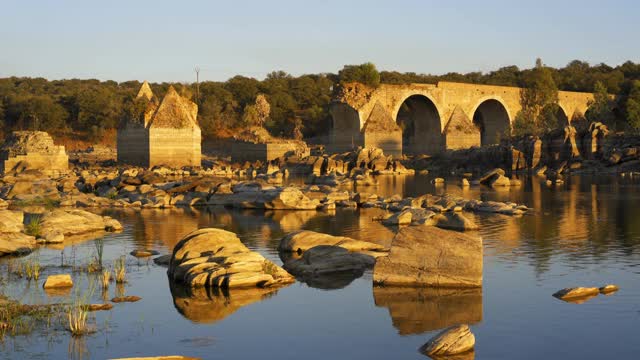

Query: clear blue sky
[0,0,637,82]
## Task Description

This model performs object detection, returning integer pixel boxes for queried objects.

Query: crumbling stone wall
[0,131,68,174]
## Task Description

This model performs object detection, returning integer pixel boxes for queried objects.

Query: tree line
[1,60,640,140]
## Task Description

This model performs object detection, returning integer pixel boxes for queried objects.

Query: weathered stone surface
[279,230,387,253]
[432,212,479,231]
[0,210,24,233]
[0,232,36,256]
[552,287,600,301]
[283,245,375,277]
[0,131,68,174]
[169,228,294,288]
[373,226,482,287]
[39,209,122,239]
[374,287,482,335]
[43,274,73,289]
[419,324,475,356]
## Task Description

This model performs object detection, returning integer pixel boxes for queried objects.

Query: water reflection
[169,280,281,324]
[373,286,482,335]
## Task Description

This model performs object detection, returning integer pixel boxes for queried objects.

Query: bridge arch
[471,98,511,145]
[542,103,570,127]
[394,94,443,154]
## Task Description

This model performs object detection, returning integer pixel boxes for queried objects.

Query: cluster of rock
[552,284,619,304]
[0,131,68,175]
[0,208,121,256]
[301,147,413,177]
[416,122,611,177]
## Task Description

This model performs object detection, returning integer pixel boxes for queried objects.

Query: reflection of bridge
[329,81,594,156]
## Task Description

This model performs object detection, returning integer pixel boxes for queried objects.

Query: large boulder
[39,209,122,239]
[283,245,375,279]
[431,212,479,231]
[373,226,482,287]
[168,228,295,289]
[0,210,24,233]
[279,230,387,253]
[0,232,36,256]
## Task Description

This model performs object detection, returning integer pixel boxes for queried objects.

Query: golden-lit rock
[419,324,475,357]
[373,226,482,287]
[43,274,73,289]
[553,287,600,302]
[599,284,619,295]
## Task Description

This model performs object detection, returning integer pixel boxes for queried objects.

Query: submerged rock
[552,287,600,302]
[279,230,387,253]
[599,284,619,294]
[168,228,294,289]
[373,226,482,287]
[130,249,160,258]
[111,296,142,303]
[419,324,475,357]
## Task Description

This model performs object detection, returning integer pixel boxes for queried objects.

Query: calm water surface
[1,174,639,359]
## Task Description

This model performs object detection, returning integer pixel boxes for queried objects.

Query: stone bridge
[329,81,594,157]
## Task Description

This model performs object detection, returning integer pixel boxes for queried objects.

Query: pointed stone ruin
[0,131,68,175]
[444,106,480,150]
[362,102,403,158]
[117,82,201,168]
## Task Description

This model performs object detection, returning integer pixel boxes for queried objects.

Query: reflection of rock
[168,228,294,288]
[170,280,280,324]
[282,246,375,290]
[373,226,482,287]
[373,287,482,335]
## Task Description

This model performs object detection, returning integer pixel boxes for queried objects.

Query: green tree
[515,58,560,135]
[625,80,640,132]
[338,62,380,87]
[586,81,614,125]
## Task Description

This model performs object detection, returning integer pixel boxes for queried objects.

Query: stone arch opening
[542,103,570,128]
[396,95,442,154]
[472,99,511,145]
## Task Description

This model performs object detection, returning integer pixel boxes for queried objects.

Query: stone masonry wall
[117,127,149,167]
[148,128,201,168]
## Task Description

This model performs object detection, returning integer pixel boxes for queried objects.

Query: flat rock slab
[373,226,482,287]
[419,324,475,356]
[111,296,141,303]
[43,274,73,289]
[130,249,160,258]
[279,230,387,253]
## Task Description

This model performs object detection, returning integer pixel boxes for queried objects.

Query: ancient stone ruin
[230,126,309,162]
[117,81,201,168]
[0,131,68,175]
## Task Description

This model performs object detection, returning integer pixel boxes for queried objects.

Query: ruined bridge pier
[329,81,594,157]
